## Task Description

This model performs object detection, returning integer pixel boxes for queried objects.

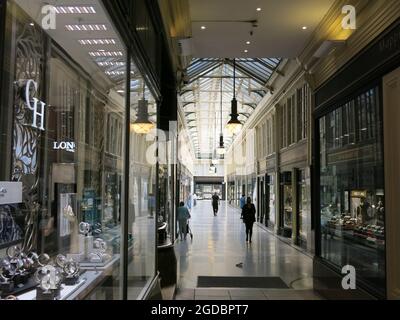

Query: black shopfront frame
[313,18,400,300]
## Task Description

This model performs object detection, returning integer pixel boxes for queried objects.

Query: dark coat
[242,204,256,224]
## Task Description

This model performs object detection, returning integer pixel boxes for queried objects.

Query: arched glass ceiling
[180,58,281,159]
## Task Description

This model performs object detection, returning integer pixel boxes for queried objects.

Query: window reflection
[319,86,385,296]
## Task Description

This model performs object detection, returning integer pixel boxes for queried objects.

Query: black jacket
[242,204,256,224]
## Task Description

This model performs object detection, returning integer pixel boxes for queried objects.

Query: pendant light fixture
[217,75,225,155]
[226,58,242,135]
[131,82,155,134]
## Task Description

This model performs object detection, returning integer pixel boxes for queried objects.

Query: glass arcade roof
[180,58,281,159]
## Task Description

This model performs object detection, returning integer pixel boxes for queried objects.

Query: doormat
[197,276,289,288]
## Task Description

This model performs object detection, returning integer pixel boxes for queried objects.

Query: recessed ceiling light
[97,61,125,67]
[66,24,107,31]
[78,39,116,45]
[106,71,125,76]
[55,6,96,14]
[302,26,308,30]
[30,22,34,26]
[201,26,206,30]
[89,51,123,57]
[244,49,248,53]
[256,7,262,11]
[246,41,251,45]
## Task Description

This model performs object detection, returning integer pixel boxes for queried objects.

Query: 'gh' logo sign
[25,80,47,131]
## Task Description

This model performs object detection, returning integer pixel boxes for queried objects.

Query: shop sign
[25,80,47,131]
[53,141,76,153]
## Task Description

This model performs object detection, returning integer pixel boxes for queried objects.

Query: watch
[38,253,50,267]
[55,254,67,268]
[35,265,62,291]
[63,259,80,278]
[6,245,21,259]
[79,222,91,236]
[94,238,107,252]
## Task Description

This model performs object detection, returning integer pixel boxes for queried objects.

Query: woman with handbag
[242,197,256,243]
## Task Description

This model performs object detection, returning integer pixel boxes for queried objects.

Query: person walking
[242,197,256,243]
[212,192,220,216]
[177,201,191,240]
[240,194,246,209]
[193,193,197,207]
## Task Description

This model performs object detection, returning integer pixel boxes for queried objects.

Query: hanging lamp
[217,76,225,155]
[226,58,242,135]
[131,82,155,134]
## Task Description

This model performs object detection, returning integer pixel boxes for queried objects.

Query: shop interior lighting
[78,39,116,45]
[55,6,96,14]
[66,24,107,31]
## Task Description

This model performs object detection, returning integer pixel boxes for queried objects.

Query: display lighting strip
[89,51,123,57]
[66,24,107,31]
[78,39,116,45]
[97,61,125,67]
[55,6,96,14]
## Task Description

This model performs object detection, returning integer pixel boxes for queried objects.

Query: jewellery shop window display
[0,0,129,300]
[319,85,385,296]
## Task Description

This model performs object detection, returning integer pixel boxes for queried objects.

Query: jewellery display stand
[64,274,79,286]
[36,287,61,301]
[0,277,37,298]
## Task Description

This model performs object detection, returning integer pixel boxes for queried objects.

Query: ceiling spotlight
[201,26,206,30]
[30,22,34,26]
[244,49,248,53]
[256,7,261,11]
[302,26,308,30]
[246,41,251,45]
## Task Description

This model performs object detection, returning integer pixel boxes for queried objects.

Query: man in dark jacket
[242,197,256,243]
[212,193,220,216]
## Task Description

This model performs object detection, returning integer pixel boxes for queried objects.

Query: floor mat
[197,276,289,289]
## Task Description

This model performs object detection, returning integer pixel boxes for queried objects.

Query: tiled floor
[175,288,322,300]
[174,200,322,300]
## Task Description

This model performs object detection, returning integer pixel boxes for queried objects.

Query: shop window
[297,169,310,250]
[280,172,293,238]
[266,174,276,228]
[319,85,385,296]
[127,64,157,298]
[0,0,156,300]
